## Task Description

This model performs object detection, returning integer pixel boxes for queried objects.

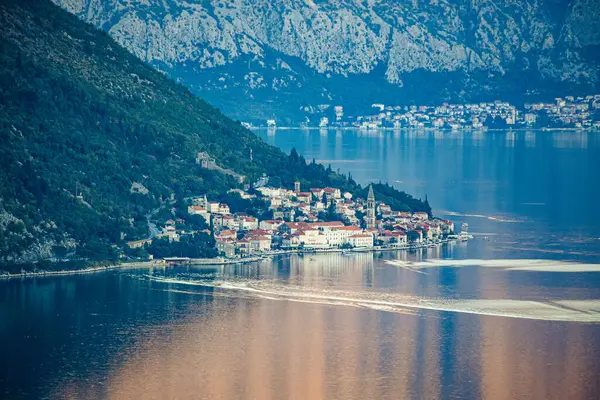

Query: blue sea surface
[1,129,599,399]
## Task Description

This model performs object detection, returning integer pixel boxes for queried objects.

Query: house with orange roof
[249,236,272,252]
[216,230,237,241]
[238,216,258,231]
[259,220,284,231]
[279,222,312,235]
[309,221,345,230]
[296,192,312,203]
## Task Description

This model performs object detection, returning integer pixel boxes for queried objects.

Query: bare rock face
[52,0,600,120]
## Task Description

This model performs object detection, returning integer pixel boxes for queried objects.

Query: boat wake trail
[441,210,524,223]
[144,276,600,323]
[386,258,600,272]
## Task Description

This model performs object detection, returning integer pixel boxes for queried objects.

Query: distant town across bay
[245,94,600,131]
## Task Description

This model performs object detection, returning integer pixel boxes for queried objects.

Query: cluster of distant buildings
[182,181,459,258]
[254,94,600,130]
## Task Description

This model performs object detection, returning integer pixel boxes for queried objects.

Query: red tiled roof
[309,221,344,227]
[335,226,361,231]
[248,229,269,236]
[250,236,271,241]
[284,222,311,229]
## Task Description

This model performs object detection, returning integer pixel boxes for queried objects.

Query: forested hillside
[0,0,429,264]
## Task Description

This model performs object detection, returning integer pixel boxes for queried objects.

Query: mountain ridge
[53,0,600,123]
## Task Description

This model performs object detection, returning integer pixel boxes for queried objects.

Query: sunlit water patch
[143,275,600,323]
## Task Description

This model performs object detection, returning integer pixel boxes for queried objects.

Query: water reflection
[2,251,600,399]
[46,280,600,400]
[552,131,589,149]
[525,131,536,148]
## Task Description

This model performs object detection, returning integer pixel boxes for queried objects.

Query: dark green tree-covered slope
[0,0,430,264]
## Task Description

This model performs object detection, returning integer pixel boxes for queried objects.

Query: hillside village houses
[180,180,456,258]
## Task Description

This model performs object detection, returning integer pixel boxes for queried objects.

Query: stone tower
[366,184,376,229]
[294,181,301,193]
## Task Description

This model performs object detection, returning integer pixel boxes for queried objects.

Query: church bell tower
[366,184,376,229]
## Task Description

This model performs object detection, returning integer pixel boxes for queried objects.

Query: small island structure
[128,177,467,261]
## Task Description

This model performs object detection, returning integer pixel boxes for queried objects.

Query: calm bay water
[259,128,600,260]
[2,129,600,399]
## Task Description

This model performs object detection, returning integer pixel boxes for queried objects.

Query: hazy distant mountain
[54,0,600,123]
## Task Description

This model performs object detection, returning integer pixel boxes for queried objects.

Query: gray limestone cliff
[53,0,600,122]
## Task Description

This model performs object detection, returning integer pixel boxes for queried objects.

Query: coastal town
[128,179,466,260]
[255,94,600,131]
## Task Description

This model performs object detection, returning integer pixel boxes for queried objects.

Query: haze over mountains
[54,0,600,123]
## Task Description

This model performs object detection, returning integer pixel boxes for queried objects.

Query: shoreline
[253,126,598,132]
[0,262,151,280]
[0,240,460,279]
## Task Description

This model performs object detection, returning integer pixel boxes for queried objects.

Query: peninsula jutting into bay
[125,176,464,265]
[0,0,436,274]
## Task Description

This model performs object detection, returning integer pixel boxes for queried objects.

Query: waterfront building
[296,229,329,249]
[237,239,251,255]
[348,233,374,248]
[249,236,272,252]
[324,226,362,246]
[216,239,236,258]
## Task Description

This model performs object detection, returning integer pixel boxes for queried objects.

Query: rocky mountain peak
[52,0,600,122]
